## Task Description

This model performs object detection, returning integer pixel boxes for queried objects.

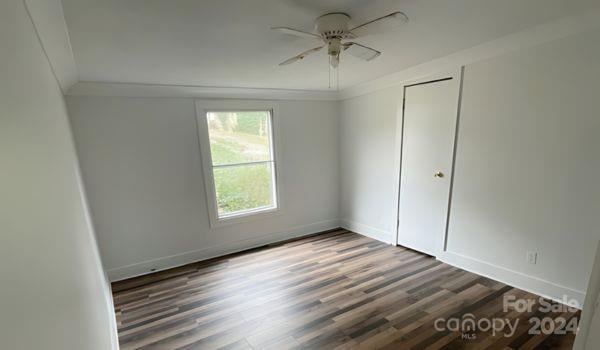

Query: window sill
[209,206,281,228]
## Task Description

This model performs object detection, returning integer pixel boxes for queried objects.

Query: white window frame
[195,100,282,227]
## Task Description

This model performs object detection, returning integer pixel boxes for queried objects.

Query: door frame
[391,67,465,256]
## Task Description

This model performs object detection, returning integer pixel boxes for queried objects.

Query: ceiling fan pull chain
[336,62,339,90]
[328,56,331,89]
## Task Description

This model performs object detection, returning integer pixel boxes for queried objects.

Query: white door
[397,77,459,256]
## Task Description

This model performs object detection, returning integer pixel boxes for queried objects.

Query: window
[196,101,279,226]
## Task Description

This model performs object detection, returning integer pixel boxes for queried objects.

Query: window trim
[195,100,282,228]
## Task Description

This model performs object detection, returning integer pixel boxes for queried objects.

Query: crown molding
[24,0,78,93]
[338,9,600,100]
[67,81,341,101]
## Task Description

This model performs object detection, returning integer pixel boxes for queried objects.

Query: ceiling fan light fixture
[330,54,340,68]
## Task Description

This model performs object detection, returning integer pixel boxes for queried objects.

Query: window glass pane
[206,111,272,165]
[213,162,275,216]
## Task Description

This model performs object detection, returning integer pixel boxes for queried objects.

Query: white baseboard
[341,219,392,245]
[107,219,341,282]
[440,251,586,308]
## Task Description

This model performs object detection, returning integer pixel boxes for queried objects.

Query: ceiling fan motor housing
[315,12,352,40]
[316,12,351,62]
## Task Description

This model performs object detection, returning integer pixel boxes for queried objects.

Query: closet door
[397,78,458,256]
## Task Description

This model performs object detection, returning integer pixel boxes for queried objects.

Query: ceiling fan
[272,11,408,68]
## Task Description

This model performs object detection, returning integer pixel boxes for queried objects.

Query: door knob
[434,171,444,178]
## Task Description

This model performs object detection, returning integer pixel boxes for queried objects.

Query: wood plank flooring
[112,229,579,349]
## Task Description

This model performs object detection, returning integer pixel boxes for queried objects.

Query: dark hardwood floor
[112,229,579,349]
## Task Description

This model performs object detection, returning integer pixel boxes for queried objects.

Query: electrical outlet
[526,251,537,265]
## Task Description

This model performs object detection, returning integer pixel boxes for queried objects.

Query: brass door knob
[434,171,444,178]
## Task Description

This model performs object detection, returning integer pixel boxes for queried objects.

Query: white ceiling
[61,0,598,91]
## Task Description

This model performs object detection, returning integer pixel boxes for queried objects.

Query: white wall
[339,86,402,243]
[67,96,339,280]
[0,0,117,349]
[445,27,600,303]
[339,27,600,304]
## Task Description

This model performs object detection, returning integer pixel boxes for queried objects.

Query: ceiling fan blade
[343,42,381,61]
[349,11,408,37]
[279,46,324,66]
[271,27,322,40]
